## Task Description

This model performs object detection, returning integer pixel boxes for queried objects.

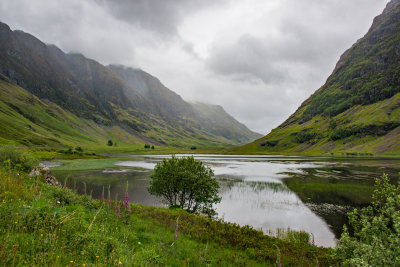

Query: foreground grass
[0,168,335,266]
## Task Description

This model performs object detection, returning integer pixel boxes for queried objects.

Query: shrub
[334,174,400,266]
[295,131,316,143]
[0,146,38,172]
[148,156,221,216]
[107,140,113,146]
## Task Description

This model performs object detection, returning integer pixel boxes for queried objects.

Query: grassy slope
[236,1,400,156]
[0,76,240,153]
[0,168,335,266]
[236,92,400,155]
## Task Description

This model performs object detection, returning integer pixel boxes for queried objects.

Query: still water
[52,154,400,247]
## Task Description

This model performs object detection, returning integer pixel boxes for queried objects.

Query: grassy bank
[0,167,335,266]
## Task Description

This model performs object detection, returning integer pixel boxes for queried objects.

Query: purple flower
[175,216,180,241]
[101,186,105,202]
[123,181,130,209]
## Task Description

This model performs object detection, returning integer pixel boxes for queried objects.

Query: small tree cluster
[148,156,221,216]
[144,144,155,149]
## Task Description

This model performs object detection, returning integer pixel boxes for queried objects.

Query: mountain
[238,0,400,155]
[107,65,261,145]
[0,21,260,148]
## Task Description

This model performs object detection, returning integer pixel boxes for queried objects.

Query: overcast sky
[0,0,390,134]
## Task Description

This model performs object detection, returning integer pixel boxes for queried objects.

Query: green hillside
[0,22,260,150]
[238,0,400,155]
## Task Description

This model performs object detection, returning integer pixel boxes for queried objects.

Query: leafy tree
[144,144,150,149]
[148,156,221,216]
[334,174,400,266]
[151,145,155,149]
[107,140,113,146]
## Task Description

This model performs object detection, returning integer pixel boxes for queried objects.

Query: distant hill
[238,0,400,155]
[108,65,261,145]
[0,22,260,148]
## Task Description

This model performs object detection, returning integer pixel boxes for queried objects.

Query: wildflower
[40,234,43,237]
[70,260,74,263]
[175,215,180,241]
[123,181,130,209]
[117,205,120,218]
[108,185,111,207]
[14,221,17,224]
[101,186,105,203]
[96,256,99,259]
[274,245,282,267]
[83,264,86,267]
[119,261,122,265]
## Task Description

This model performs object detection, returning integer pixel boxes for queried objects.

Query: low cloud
[0,0,390,134]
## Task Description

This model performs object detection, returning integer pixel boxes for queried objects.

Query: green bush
[148,156,221,216]
[295,131,317,143]
[334,174,400,266]
[0,146,38,172]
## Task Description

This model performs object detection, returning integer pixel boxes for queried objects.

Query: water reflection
[51,154,400,248]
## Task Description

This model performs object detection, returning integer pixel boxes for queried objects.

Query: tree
[148,156,221,216]
[107,140,113,146]
[334,174,400,266]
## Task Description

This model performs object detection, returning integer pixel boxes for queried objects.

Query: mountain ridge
[238,0,400,155]
[0,21,261,148]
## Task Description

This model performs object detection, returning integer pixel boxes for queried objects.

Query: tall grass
[0,167,335,266]
[0,146,38,172]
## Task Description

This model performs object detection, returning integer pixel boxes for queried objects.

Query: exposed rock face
[29,164,59,186]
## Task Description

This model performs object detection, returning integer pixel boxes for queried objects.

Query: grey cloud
[207,35,289,84]
[0,0,390,134]
[96,0,226,37]
[206,0,388,87]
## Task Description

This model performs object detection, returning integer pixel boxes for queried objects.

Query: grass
[236,92,400,156]
[52,158,128,172]
[0,78,250,154]
[0,167,336,266]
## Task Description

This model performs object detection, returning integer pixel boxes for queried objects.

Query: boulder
[29,163,59,186]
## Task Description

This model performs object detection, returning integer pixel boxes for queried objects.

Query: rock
[29,163,59,186]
